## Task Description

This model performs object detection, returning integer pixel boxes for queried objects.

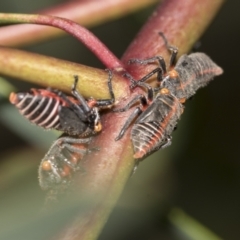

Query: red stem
[0,13,125,70]
[36,15,125,70]
[35,15,125,70]
[123,0,224,78]
[0,0,157,47]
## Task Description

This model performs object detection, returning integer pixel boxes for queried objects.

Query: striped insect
[9,70,115,137]
[115,84,183,159]
[10,71,115,190]
[115,33,223,159]
[39,135,95,190]
[129,32,223,103]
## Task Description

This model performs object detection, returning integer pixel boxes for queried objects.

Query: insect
[129,32,223,103]
[39,135,95,190]
[9,70,115,137]
[115,83,183,159]
[10,70,115,190]
[115,33,223,159]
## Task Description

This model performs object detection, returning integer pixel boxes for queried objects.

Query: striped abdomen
[9,88,69,130]
[131,89,183,159]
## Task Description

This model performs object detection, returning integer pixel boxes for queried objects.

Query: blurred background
[0,0,239,239]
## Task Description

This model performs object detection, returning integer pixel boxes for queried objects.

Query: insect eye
[89,112,97,123]
[181,61,188,67]
[94,122,102,132]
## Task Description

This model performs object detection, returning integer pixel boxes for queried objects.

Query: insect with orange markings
[115,33,223,159]
[10,72,115,137]
[38,135,94,190]
[10,71,115,189]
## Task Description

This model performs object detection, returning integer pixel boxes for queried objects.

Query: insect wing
[58,106,89,136]
[132,92,183,159]
[39,136,91,190]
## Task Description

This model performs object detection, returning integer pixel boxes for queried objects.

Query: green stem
[0,47,127,99]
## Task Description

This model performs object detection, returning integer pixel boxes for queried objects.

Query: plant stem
[0,46,127,99]
[123,0,224,78]
[50,0,224,240]
[0,13,124,70]
[0,0,224,239]
[0,0,158,47]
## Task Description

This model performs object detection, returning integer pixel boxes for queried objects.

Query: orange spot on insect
[61,165,71,177]
[159,88,170,95]
[70,156,79,165]
[179,98,186,104]
[88,99,97,108]
[133,151,145,159]
[169,69,179,78]
[9,92,17,104]
[41,161,52,171]
[95,122,102,132]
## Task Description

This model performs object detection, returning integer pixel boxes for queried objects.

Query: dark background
[0,1,239,239]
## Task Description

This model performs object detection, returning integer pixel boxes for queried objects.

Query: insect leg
[54,78,89,122]
[150,136,172,154]
[95,69,115,107]
[158,32,178,69]
[71,75,92,114]
[136,82,154,102]
[114,92,149,141]
[56,136,92,170]
[58,136,91,144]
[160,136,172,149]
[113,94,147,112]
[128,56,167,75]
[115,107,143,141]
[128,67,163,89]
